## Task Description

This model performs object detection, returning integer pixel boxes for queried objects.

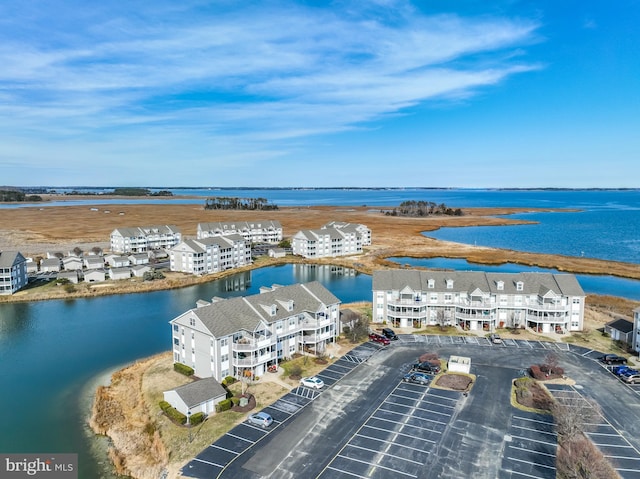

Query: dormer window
[428,279,435,289]
[271,304,277,316]
[497,281,504,291]
[446,279,454,289]
[516,281,524,291]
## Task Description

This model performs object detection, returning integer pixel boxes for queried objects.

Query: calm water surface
[0,264,371,478]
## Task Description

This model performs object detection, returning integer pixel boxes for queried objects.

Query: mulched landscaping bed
[434,373,473,391]
[231,394,256,413]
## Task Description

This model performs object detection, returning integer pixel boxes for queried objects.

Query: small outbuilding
[163,378,227,417]
[605,318,634,348]
[448,355,471,374]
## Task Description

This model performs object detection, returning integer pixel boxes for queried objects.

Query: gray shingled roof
[176,282,340,338]
[0,251,25,268]
[606,318,634,334]
[373,270,584,296]
[172,378,227,408]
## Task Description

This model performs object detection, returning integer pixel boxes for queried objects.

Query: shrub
[215,399,233,413]
[529,365,546,380]
[173,363,194,376]
[189,412,205,426]
[158,401,186,424]
[230,397,240,406]
[159,400,172,413]
[222,376,236,386]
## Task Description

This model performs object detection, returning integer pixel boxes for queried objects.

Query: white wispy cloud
[0,0,542,184]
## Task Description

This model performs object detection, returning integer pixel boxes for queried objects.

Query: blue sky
[1,0,639,188]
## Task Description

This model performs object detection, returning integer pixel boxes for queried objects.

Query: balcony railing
[302,331,333,343]
[233,352,274,367]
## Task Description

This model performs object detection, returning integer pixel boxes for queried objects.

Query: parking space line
[209,444,242,455]
[373,414,449,429]
[225,432,255,443]
[602,454,640,460]
[335,454,418,478]
[355,433,432,453]
[345,443,424,465]
[376,407,451,426]
[581,349,595,356]
[512,416,554,426]
[510,434,557,448]
[362,424,438,443]
[325,465,368,478]
[509,471,552,479]
[192,457,225,469]
[507,455,556,470]
[384,398,453,414]
[511,424,557,438]
[508,445,555,458]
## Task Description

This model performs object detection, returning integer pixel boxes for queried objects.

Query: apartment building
[197,220,283,244]
[110,225,181,253]
[170,282,341,381]
[169,235,251,275]
[372,270,585,333]
[323,221,372,246]
[0,250,28,295]
[632,307,640,355]
[292,223,368,258]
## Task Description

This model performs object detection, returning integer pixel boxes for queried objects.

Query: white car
[300,376,324,389]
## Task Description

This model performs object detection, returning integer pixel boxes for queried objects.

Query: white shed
[163,378,227,416]
[448,355,471,374]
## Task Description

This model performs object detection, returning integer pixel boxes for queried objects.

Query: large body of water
[2,188,640,477]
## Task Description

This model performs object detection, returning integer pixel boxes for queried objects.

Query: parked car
[613,365,635,376]
[300,376,325,389]
[248,411,273,428]
[403,372,431,385]
[381,328,398,340]
[598,354,627,365]
[489,333,502,344]
[623,374,640,384]
[411,362,441,374]
[369,333,391,345]
[619,369,639,378]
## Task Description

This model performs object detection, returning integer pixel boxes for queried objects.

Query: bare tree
[556,435,621,479]
[543,351,560,376]
[553,395,601,441]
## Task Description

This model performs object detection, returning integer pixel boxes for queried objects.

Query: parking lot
[181,335,640,479]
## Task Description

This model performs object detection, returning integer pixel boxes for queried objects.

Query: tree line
[0,189,43,202]
[385,200,463,217]
[204,197,279,210]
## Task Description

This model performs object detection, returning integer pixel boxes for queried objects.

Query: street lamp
[187,411,192,443]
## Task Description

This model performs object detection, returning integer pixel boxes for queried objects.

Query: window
[221,337,229,347]
[173,338,179,346]
[173,324,179,332]
[189,317,196,327]
[516,282,524,291]
[221,354,229,362]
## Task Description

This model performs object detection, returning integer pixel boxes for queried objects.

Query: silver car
[248,411,273,428]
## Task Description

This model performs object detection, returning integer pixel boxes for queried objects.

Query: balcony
[233,351,274,367]
[233,334,273,351]
[302,330,333,344]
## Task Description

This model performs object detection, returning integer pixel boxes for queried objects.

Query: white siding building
[169,235,251,275]
[632,307,640,355]
[292,223,368,259]
[110,225,182,253]
[0,251,28,295]
[197,220,283,244]
[372,270,585,333]
[169,282,341,381]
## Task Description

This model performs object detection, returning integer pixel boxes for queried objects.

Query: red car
[369,333,390,345]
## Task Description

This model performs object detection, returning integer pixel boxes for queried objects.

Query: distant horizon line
[5,186,640,192]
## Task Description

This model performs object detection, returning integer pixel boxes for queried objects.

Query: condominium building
[169,282,341,381]
[110,225,182,253]
[292,223,369,259]
[169,235,251,275]
[197,220,283,244]
[372,270,585,333]
[632,307,640,355]
[0,250,28,295]
[323,221,372,246]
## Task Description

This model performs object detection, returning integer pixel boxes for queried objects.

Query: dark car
[403,372,431,385]
[411,362,441,374]
[369,333,390,345]
[598,354,627,365]
[382,328,398,340]
[613,365,635,376]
